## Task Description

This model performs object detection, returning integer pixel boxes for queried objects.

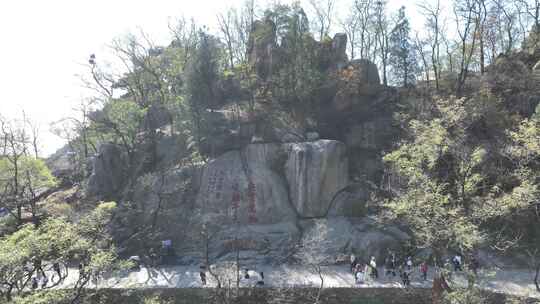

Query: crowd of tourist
[349,251,475,287]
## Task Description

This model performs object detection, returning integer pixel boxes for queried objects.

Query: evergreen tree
[184,30,222,156]
[388,6,419,87]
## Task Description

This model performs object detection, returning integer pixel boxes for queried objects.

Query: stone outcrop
[533,59,540,85]
[87,143,127,199]
[195,140,348,223]
[195,143,296,225]
[327,183,369,217]
[331,33,348,69]
[332,59,382,111]
[204,222,301,265]
[88,137,409,264]
[45,145,85,185]
[144,104,172,130]
[299,217,410,264]
[247,19,277,80]
[80,22,408,264]
[285,140,348,218]
[349,59,381,85]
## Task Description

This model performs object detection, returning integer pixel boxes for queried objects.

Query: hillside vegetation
[1,0,540,303]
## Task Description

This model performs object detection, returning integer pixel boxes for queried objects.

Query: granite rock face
[285,140,348,218]
[207,222,301,265]
[195,140,349,223]
[299,217,410,264]
[195,143,296,225]
[87,143,127,199]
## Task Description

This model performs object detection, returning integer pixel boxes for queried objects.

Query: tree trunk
[479,35,485,75]
[315,266,324,304]
[535,264,540,292]
[6,284,13,302]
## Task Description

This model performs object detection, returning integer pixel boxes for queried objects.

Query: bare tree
[0,115,56,226]
[525,249,540,292]
[483,5,502,64]
[217,9,238,69]
[473,0,489,74]
[21,112,40,159]
[493,0,520,54]
[516,0,540,32]
[454,0,480,95]
[355,0,377,61]
[295,220,332,304]
[168,16,199,74]
[217,1,258,69]
[414,32,431,85]
[374,0,391,86]
[340,6,361,59]
[308,0,336,41]
[0,116,28,224]
[80,54,115,105]
[419,0,443,89]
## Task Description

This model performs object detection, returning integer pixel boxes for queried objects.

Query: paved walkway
[45,265,539,299]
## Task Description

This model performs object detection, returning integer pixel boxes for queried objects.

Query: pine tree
[389,6,419,87]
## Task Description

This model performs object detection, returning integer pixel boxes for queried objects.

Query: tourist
[78,263,85,277]
[404,271,410,286]
[244,268,250,279]
[256,272,264,286]
[369,256,378,279]
[388,252,397,276]
[420,261,428,281]
[363,262,371,282]
[41,275,48,288]
[384,254,393,276]
[406,256,413,271]
[399,266,410,286]
[355,264,365,285]
[200,266,207,286]
[350,253,357,273]
[31,277,38,290]
[452,254,462,271]
[53,262,61,282]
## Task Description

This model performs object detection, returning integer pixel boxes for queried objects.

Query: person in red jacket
[420,261,428,281]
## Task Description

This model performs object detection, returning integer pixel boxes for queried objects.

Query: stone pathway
[46,265,539,299]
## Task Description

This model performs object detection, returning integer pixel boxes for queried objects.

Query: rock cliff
[63,26,407,265]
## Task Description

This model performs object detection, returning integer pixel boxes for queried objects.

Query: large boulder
[487,55,531,92]
[346,120,383,150]
[327,183,369,217]
[330,33,348,70]
[195,143,297,225]
[195,140,349,222]
[247,18,277,80]
[86,143,127,199]
[155,133,187,167]
[349,59,381,85]
[299,217,409,264]
[144,104,172,130]
[204,222,301,265]
[201,110,255,156]
[332,59,382,111]
[533,59,540,85]
[485,55,539,116]
[285,140,348,218]
[112,165,203,254]
[46,145,85,185]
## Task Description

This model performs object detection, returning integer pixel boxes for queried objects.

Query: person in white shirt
[406,256,413,271]
[369,256,378,279]
[453,255,463,271]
